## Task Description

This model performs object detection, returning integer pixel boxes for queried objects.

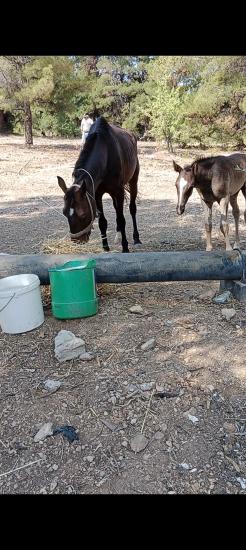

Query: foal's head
[173,160,196,215]
[57,172,95,243]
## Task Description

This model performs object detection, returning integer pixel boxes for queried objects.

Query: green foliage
[0,55,245,147]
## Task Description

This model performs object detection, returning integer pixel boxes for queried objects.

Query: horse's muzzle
[71,233,90,244]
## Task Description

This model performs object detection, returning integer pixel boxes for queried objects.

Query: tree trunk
[166,136,174,153]
[23,102,33,146]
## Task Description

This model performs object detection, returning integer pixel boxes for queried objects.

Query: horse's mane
[73,117,111,174]
[189,155,236,179]
[191,156,217,169]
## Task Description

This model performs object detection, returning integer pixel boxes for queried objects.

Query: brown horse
[173,154,246,251]
[57,116,141,253]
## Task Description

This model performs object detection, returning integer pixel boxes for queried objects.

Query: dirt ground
[0,135,246,494]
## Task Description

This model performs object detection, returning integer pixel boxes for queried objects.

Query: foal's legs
[97,194,110,251]
[230,192,240,249]
[241,184,246,224]
[219,197,232,251]
[129,161,141,245]
[201,200,213,251]
[112,189,129,253]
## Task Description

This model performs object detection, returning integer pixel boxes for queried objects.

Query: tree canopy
[0,55,245,148]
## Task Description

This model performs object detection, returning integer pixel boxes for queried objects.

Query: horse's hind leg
[201,199,213,251]
[241,183,246,224]
[129,161,142,245]
[230,192,240,249]
[113,189,129,253]
[219,197,232,251]
[97,194,110,252]
[113,197,122,245]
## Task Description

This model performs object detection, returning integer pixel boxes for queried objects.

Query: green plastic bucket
[48,259,98,319]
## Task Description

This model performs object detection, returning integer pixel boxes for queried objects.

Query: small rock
[129,305,144,314]
[223,422,235,434]
[221,308,236,321]
[141,338,156,351]
[139,382,155,391]
[101,418,120,432]
[86,455,94,463]
[154,431,164,440]
[160,422,168,433]
[237,477,246,489]
[55,330,88,362]
[188,414,199,424]
[95,478,107,487]
[213,291,231,304]
[79,352,95,361]
[180,462,190,470]
[130,418,137,425]
[130,434,149,453]
[34,422,53,442]
[143,453,151,460]
[184,411,199,424]
[164,320,173,326]
[52,464,58,471]
[43,379,61,392]
[127,383,137,393]
[122,440,128,447]
[199,289,216,300]
[50,481,57,492]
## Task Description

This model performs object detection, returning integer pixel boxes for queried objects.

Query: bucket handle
[0,293,16,314]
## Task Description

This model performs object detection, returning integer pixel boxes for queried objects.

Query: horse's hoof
[103,246,110,252]
[122,249,130,253]
[233,242,241,250]
[134,240,142,245]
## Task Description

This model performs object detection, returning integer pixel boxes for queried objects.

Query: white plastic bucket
[0,274,44,334]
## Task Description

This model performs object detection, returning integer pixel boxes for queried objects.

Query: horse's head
[173,160,196,215]
[57,174,94,243]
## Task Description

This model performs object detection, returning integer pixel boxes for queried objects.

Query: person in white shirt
[81,113,94,146]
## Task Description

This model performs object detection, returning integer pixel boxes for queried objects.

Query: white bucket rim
[0,274,40,298]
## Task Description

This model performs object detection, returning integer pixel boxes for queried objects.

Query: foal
[173,154,246,251]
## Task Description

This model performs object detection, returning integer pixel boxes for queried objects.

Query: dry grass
[40,237,103,255]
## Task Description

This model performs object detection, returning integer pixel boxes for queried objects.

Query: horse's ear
[57,176,67,194]
[173,160,182,173]
[74,181,86,195]
[191,162,198,177]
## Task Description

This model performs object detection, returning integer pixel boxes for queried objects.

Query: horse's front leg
[201,200,213,251]
[219,197,232,251]
[97,194,110,252]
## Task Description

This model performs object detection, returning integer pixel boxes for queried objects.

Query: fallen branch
[18,159,32,175]
[0,459,43,479]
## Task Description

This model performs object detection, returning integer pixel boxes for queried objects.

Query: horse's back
[108,123,138,183]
